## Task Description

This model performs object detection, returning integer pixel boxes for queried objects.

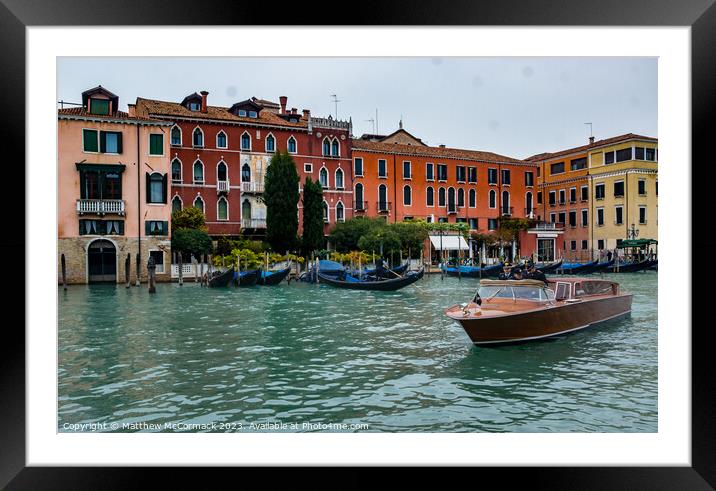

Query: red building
[131,92,352,237]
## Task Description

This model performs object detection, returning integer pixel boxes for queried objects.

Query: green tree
[171,207,207,231]
[301,177,324,256]
[391,222,429,258]
[264,151,300,253]
[171,228,213,258]
[357,228,401,257]
[328,217,386,251]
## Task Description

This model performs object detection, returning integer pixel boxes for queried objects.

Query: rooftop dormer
[228,99,262,118]
[82,85,119,116]
[180,92,204,112]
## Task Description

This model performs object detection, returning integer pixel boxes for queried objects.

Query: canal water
[58,272,658,433]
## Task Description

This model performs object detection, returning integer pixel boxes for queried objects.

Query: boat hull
[233,269,260,287]
[318,269,424,291]
[447,294,633,345]
[208,267,234,287]
[259,267,291,286]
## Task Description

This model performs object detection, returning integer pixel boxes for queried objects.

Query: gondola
[608,259,654,273]
[591,259,615,273]
[317,268,425,291]
[534,259,563,274]
[557,259,600,275]
[233,269,260,286]
[647,260,658,271]
[259,267,291,286]
[442,264,503,278]
[207,267,235,287]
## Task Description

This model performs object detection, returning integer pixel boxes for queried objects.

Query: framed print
[2,0,714,487]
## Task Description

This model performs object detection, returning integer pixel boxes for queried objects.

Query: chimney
[200,91,209,113]
[303,109,310,118]
[279,96,288,114]
[439,144,446,148]
[291,107,297,114]
[589,136,595,144]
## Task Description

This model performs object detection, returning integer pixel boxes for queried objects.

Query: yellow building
[587,134,658,257]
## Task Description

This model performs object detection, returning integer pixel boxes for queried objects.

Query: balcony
[533,221,564,230]
[241,182,264,193]
[354,201,368,212]
[76,199,125,216]
[501,206,514,217]
[376,201,391,213]
[241,218,266,229]
[524,208,536,218]
[217,180,230,194]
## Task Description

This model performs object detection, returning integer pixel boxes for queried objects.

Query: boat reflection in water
[445,278,633,345]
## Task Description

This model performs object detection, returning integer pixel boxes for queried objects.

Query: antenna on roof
[330,94,341,120]
[399,115,403,130]
[585,122,594,143]
[375,108,379,134]
[365,118,375,134]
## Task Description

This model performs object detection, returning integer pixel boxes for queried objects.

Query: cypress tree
[302,177,325,256]
[264,151,300,253]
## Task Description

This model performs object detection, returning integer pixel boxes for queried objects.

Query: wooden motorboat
[445,277,632,345]
[259,267,291,286]
[317,268,424,291]
[208,267,234,287]
[233,269,260,287]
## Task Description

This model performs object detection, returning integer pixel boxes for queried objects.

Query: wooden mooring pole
[178,253,184,286]
[147,256,156,293]
[125,253,131,288]
[61,254,67,290]
[135,253,141,286]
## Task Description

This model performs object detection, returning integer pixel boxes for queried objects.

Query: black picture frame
[2,0,713,487]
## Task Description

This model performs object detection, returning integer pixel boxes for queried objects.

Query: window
[581,240,588,250]
[217,162,227,182]
[101,131,122,154]
[171,159,182,183]
[403,185,412,205]
[172,196,182,213]
[456,166,466,182]
[216,131,227,149]
[550,162,565,175]
[378,185,388,211]
[595,183,605,200]
[193,161,204,183]
[581,209,588,227]
[656,181,658,196]
[570,157,587,170]
[194,196,204,213]
[437,164,448,181]
[569,188,577,203]
[569,211,577,227]
[488,219,497,230]
[468,167,477,183]
[489,189,496,208]
[335,168,344,189]
[525,192,533,214]
[638,179,646,195]
[616,148,632,162]
[403,161,412,179]
[89,98,110,115]
[614,181,625,197]
[288,137,297,153]
[639,206,647,224]
[266,134,275,153]
[646,148,656,161]
[378,159,387,178]
[597,208,604,226]
[559,189,566,205]
[501,169,511,185]
[354,158,363,176]
[322,139,331,156]
[336,202,345,222]
[488,168,498,184]
[438,187,446,207]
[548,191,556,205]
[635,147,645,160]
[149,134,163,156]
[147,173,166,203]
[192,128,203,147]
[570,241,577,251]
[79,219,123,236]
[146,220,169,236]
[469,218,478,230]
[558,212,566,224]
[537,191,542,204]
[581,186,588,201]
[355,184,364,208]
[218,198,228,220]
[331,140,339,157]
[469,189,476,207]
[319,167,329,188]
[242,163,251,182]
[550,213,556,223]
[83,129,99,152]
[605,151,615,164]
[241,133,251,150]
[171,126,181,146]
[188,102,200,111]
[149,250,165,273]
[525,171,534,186]
[304,163,313,173]
[426,163,434,180]
[598,239,605,250]
[426,186,434,207]
[457,188,465,207]
[248,110,258,118]
[615,206,623,225]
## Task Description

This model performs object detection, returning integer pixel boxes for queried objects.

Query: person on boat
[525,262,547,282]
[607,250,613,262]
[511,268,524,280]
[498,262,514,280]
[375,257,387,279]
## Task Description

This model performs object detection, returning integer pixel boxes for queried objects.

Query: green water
[58,272,658,432]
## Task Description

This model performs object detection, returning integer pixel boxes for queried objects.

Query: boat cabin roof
[479,279,549,287]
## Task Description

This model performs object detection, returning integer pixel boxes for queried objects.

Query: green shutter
[116,132,123,154]
[99,131,106,153]
[118,221,124,235]
[162,221,168,235]
[145,221,151,235]
[150,134,163,155]
[145,173,151,203]
[90,99,110,115]
[83,129,98,152]
[162,173,168,203]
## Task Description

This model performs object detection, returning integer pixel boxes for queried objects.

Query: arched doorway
[87,239,116,283]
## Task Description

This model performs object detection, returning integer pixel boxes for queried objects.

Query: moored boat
[233,269,260,286]
[207,267,234,287]
[259,267,291,286]
[317,268,424,291]
[609,259,653,273]
[442,263,503,278]
[535,259,563,274]
[445,277,632,345]
[557,259,600,275]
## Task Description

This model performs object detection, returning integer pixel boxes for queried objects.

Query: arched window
[242,199,252,221]
[489,189,496,208]
[336,201,345,222]
[148,173,165,203]
[241,163,251,182]
[448,187,456,211]
[331,139,339,157]
[319,167,329,188]
[217,161,227,182]
[194,196,204,213]
[378,184,388,211]
[193,160,204,183]
[426,186,434,207]
[266,134,275,152]
[469,189,476,208]
[192,127,204,147]
[323,201,329,222]
[502,190,510,214]
[403,185,412,206]
[171,158,182,183]
[241,132,251,151]
[322,138,331,156]
[287,136,297,153]
[355,183,364,209]
[526,192,533,214]
[170,125,181,146]
[172,195,182,214]
[438,187,446,207]
[335,168,344,189]
[217,197,228,220]
[457,188,465,207]
[216,131,227,148]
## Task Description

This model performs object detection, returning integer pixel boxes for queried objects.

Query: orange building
[351,128,543,261]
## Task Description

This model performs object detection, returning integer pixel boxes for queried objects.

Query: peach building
[58,86,173,284]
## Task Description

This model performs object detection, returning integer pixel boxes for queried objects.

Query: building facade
[132,92,352,238]
[58,86,173,284]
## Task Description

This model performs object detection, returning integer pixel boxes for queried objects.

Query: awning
[429,235,469,251]
[617,239,658,248]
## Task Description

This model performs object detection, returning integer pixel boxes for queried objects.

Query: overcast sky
[57,57,657,159]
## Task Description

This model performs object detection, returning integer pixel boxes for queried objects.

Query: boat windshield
[479,285,554,302]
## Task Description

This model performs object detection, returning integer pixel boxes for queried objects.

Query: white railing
[76,199,125,215]
[242,218,266,229]
[241,182,264,193]
[171,263,210,279]
[217,180,230,193]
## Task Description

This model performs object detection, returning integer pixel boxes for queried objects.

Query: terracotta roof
[524,133,657,162]
[134,97,308,128]
[58,107,139,121]
[352,139,529,165]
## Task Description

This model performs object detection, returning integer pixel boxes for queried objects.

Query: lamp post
[628,224,640,261]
